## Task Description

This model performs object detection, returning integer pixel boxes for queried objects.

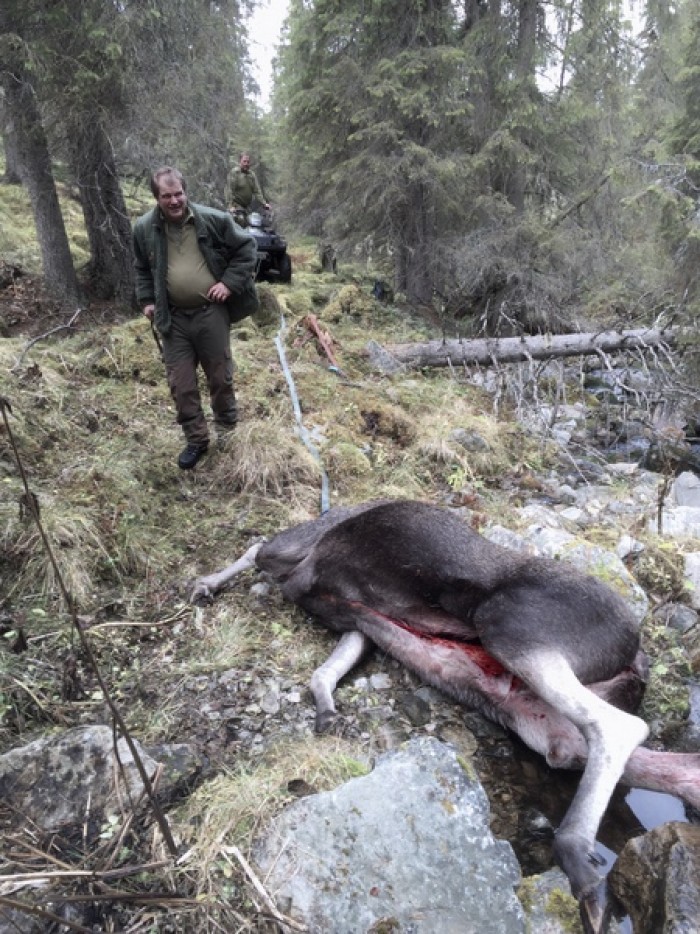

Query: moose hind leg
[514,649,648,928]
[309,631,372,733]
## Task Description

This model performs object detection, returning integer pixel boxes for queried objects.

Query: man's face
[240,155,251,172]
[156,174,188,223]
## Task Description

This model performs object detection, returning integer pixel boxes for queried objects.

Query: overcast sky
[248,1,645,106]
[248,0,289,108]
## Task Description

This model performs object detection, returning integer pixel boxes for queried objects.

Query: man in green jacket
[133,166,257,469]
[226,152,269,218]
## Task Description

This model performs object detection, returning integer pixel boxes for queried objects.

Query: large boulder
[252,737,526,933]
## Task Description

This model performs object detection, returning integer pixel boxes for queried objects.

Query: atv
[237,209,292,284]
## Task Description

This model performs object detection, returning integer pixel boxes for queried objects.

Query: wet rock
[521,807,554,840]
[252,737,525,933]
[608,822,700,934]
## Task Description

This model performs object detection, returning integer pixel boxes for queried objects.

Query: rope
[274,315,331,514]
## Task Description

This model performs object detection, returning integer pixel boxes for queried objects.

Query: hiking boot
[178,443,208,470]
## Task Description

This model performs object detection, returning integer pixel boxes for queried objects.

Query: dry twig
[12,307,84,369]
[220,845,307,933]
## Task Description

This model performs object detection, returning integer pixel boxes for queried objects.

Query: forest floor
[0,184,693,932]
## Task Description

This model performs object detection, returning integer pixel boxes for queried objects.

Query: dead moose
[191,499,700,934]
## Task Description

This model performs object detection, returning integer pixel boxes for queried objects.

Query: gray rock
[0,725,202,834]
[683,625,700,677]
[252,737,525,933]
[518,868,581,933]
[673,471,700,508]
[673,681,700,750]
[259,679,282,714]
[525,527,649,621]
[250,580,271,598]
[484,525,539,554]
[399,691,433,727]
[653,602,699,636]
[449,428,490,453]
[366,340,404,374]
[369,672,392,691]
[616,534,645,560]
[655,505,700,539]
[685,552,700,610]
[559,506,587,526]
[486,512,648,620]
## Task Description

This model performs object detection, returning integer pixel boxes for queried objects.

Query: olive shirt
[227,167,266,209]
[165,218,217,309]
[133,202,258,335]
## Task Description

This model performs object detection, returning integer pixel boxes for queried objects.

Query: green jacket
[227,168,266,209]
[133,203,259,334]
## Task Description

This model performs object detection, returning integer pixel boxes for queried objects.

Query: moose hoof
[190,581,214,605]
[315,709,337,734]
[579,884,612,934]
[553,832,605,902]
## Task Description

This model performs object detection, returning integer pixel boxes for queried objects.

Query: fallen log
[367,327,677,372]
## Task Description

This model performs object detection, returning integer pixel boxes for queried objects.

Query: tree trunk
[394,179,435,306]
[506,0,539,212]
[0,38,81,303]
[367,327,677,371]
[67,118,135,303]
[1,113,22,184]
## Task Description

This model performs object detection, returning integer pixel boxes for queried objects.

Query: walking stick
[150,321,164,361]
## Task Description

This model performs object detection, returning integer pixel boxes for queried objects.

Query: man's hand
[143,304,155,320]
[207,282,232,303]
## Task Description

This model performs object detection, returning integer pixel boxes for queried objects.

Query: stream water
[469,721,692,931]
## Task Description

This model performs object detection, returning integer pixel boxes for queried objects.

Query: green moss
[456,755,478,781]
[545,888,582,930]
[633,539,686,602]
[641,615,692,729]
[518,877,582,933]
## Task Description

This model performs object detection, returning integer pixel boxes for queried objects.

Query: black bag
[228,278,260,323]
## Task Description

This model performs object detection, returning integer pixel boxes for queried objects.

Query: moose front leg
[310,631,373,732]
[190,542,263,603]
